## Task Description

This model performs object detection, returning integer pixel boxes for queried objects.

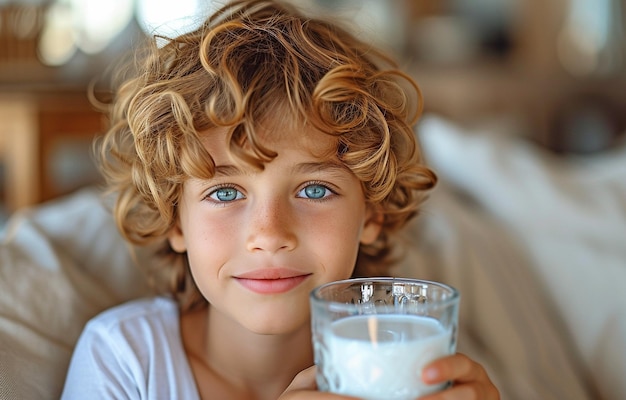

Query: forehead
[200,120,338,165]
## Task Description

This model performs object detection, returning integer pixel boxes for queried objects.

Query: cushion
[415,115,626,400]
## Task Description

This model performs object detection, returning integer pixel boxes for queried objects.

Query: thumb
[284,366,318,392]
[280,366,359,399]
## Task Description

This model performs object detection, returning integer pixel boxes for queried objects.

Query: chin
[243,307,311,336]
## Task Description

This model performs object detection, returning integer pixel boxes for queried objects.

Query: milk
[322,314,452,400]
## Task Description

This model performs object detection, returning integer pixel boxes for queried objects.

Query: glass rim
[310,276,460,309]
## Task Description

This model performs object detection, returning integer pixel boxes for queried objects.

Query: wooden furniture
[0,91,106,213]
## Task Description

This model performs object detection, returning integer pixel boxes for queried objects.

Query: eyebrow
[293,161,349,175]
[213,165,245,177]
[212,161,348,177]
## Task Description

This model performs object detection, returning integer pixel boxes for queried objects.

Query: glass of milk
[310,277,460,400]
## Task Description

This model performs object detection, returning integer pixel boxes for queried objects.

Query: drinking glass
[310,277,460,400]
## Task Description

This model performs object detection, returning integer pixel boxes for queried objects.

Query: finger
[280,367,360,400]
[284,366,317,391]
[418,382,500,400]
[422,353,488,385]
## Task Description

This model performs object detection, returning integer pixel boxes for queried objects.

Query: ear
[359,206,383,245]
[167,222,187,253]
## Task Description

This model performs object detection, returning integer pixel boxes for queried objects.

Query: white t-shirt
[61,297,200,399]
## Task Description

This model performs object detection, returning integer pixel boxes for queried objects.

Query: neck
[182,305,314,399]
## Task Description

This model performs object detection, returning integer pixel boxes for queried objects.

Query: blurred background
[0,0,625,220]
[1,3,625,399]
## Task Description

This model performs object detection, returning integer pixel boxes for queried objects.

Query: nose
[246,198,297,253]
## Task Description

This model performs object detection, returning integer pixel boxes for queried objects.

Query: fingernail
[423,367,439,382]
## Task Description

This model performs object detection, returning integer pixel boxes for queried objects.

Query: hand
[279,366,359,400]
[419,353,500,400]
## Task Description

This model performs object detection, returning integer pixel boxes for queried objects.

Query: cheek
[310,210,366,273]
[320,218,363,245]
[333,205,367,240]
[184,214,238,273]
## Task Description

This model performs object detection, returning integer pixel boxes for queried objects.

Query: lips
[234,268,312,294]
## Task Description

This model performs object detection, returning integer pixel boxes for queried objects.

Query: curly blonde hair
[97,0,436,311]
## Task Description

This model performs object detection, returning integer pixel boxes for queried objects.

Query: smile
[234,269,312,294]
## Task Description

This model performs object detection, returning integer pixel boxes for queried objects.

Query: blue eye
[209,187,244,202]
[298,183,332,200]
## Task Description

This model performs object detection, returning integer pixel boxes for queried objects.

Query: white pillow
[417,115,626,400]
[0,188,151,399]
[395,183,595,400]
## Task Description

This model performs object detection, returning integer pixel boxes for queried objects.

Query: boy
[62,1,498,399]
